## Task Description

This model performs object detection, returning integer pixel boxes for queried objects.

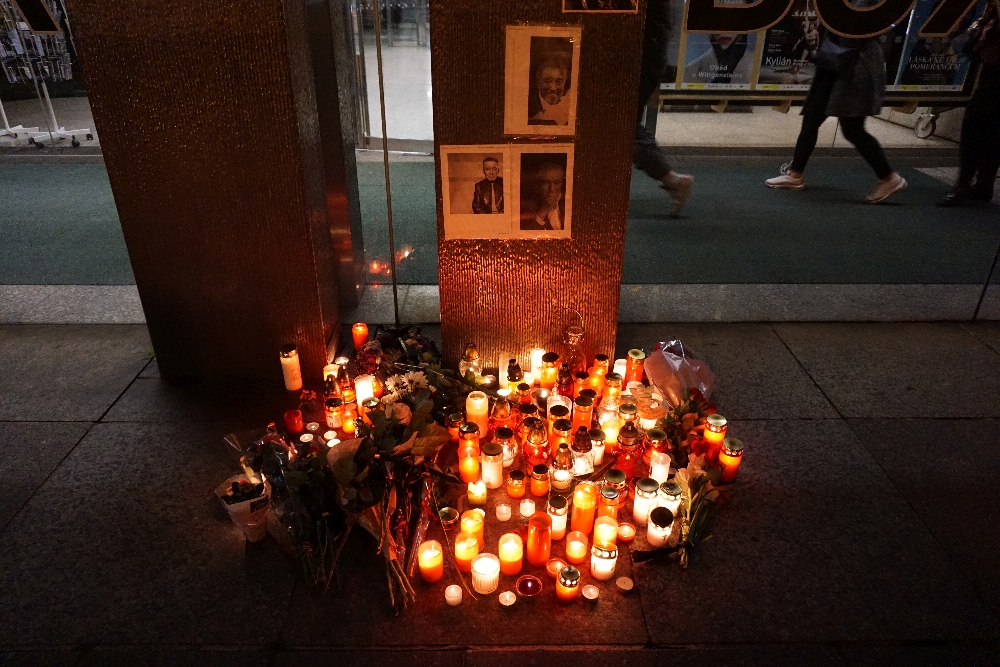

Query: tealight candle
[496,502,512,522]
[617,522,636,542]
[519,498,536,518]
[279,344,303,392]
[445,584,463,606]
[466,391,490,436]
[546,557,567,579]
[352,322,369,351]
[461,509,485,548]
[342,413,357,435]
[719,438,744,483]
[354,375,375,404]
[565,531,589,565]
[454,532,479,573]
[582,583,600,600]
[649,449,672,484]
[571,482,598,535]
[590,546,618,581]
[480,443,504,489]
[498,533,524,576]
[593,516,619,550]
[471,553,501,594]
[556,565,581,603]
[529,348,545,376]
[646,507,674,547]
[417,540,444,583]
[499,590,516,606]
[704,414,728,463]
[467,480,487,505]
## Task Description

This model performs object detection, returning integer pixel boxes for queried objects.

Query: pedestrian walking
[765,20,908,203]
[634,0,693,216]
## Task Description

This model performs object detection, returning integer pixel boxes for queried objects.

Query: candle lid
[649,506,674,529]
[600,486,620,501]
[438,507,459,527]
[542,352,559,364]
[279,344,297,357]
[618,403,638,417]
[591,545,618,559]
[574,370,589,381]
[707,414,728,428]
[509,469,526,481]
[517,382,531,393]
[459,422,480,435]
[549,404,570,419]
[616,576,634,591]
[636,477,659,494]
[646,427,667,442]
[553,418,573,432]
[518,404,539,416]
[588,427,606,441]
[627,348,646,361]
[579,388,597,401]
[722,438,744,456]
[558,565,581,586]
[574,396,594,408]
[532,463,549,476]
[481,443,503,457]
[658,481,682,498]
[494,426,514,440]
[547,495,568,512]
[461,342,480,362]
[325,397,344,408]
[605,469,626,486]
[605,372,623,383]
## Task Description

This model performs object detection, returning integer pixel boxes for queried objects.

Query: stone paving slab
[464,645,847,667]
[0,422,297,647]
[964,322,1000,355]
[0,325,152,421]
[773,323,1000,418]
[615,323,838,419]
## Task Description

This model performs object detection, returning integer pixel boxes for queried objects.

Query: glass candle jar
[279,344,303,392]
[471,553,501,594]
[547,403,570,438]
[587,368,606,398]
[593,516,619,550]
[550,419,573,458]
[547,494,569,540]
[704,414,728,463]
[354,374,375,405]
[615,422,642,481]
[625,348,646,385]
[324,397,345,430]
[598,486,620,520]
[550,443,574,493]
[633,477,660,526]
[498,533,523,576]
[605,468,628,512]
[565,530,589,565]
[496,503,512,522]
[658,480,683,516]
[446,412,464,442]
[618,402,638,425]
[539,352,560,389]
[601,417,621,455]
[530,464,550,496]
[520,498,536,518]
[360,397,381,425]
[506,469,526,498]
[284,409,304,435]
[526,512,552,567]
[493,426,518,468]
[417,540,444,583]
[466,391,490,437]
[522,417,548,467]
[588,427,607,466]
[600,372,623,410]
[719,438,744,483]
[506,358,524,389]
[454,531,479,573]
[571,427,595,476]
[490,394,514,432]
[467,479,487,505]
[590,546,618,581]
[646,506,674,547]
[571,481,598,535]
[516,383,533,405]
[481,443,504,489]
[459,422,481,452]
[556,364,574,397]
[572,396,594,432]
[351,322,369,351]
[461,509,485,549]
[556,565,581,603]
[445,584,463,606]
[573,371,589,399]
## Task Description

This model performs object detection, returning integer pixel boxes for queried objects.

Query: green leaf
[331,457,357,485]
[413,434,449,457]
[283,471,310,488]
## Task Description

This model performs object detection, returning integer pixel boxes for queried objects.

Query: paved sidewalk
[1,322,999,666]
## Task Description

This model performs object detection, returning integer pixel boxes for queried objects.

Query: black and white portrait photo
[563,0,637,12]
[514,146,574,239]
[505,26,581,137]
[440,145,512,240]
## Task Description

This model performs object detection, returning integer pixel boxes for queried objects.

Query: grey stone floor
[2,322,999,666]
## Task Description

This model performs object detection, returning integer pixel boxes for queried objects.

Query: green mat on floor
[2,160,997,286]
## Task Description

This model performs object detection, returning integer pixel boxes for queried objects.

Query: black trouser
[633,5,672,181]
[958,66,1000,197]
[790,70,893,179]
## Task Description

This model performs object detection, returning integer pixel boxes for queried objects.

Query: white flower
[404,371,428,389]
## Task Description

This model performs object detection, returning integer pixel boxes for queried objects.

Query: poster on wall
[441,144,574,240]
[755,0,819,90]
[894,0,984,90]
[562,0,637,12]
[504,25,582,136]
[680,31,759,89]
[882,18,912,91]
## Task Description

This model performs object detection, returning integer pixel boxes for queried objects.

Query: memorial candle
[354,375,375,404]
[520,498,536,518]
[704,414,728,463]
[480,443,504,489]
[590,546,618,581]
[526,512,552,567]
[445,584,463,606]
[646,507,674,548]
[506,469,526,498]
[633,477,660,526]
[556,566,581,603]
[565,531,588,565]
[529,348,545,376]
[589,428,607,466]
[454,532,479,573]
[461,509,485,548]
[571,481,598,535]
[496,503,512,522]
[547,494,569,540]
[471,553,501,594]
[417,540,444,583]
[602,419,621,455]
[351,322,369,351]
[279,344,303,392]
[649,449,672,484]
[498,533,523,576]
[658,481,683,516]
[593,516,619,550]
[459,448,480,484]
[719,438,744,483]
[466,391,490,437]
[530,464,550,496]
[467,480,487,505]
[539,352,560,389]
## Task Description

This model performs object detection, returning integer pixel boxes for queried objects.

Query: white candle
[496,503,512,522]
[354,375,375,404]
[322,361,339,382]
[466,391,490,437]
[471,553,501,594]
[520,498,536,518]
[590,547,618,581]
[649,450,672,484]
[279,345,303,392]
[480,443,504,489]
[445,584,463,606]
[633,478,660,526]
[639,416,658,431]
[550,511,567,540]
[529,348,545,376]
[468,480,487,505]
[613,358,627,377]
[592,440,605,466]
[658,481,682,516]
[523,371,535,388]
[646,507,673,547]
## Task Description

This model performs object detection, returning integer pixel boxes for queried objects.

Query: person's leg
[969,76,1000,201]
[788,71,836,177]
[839,117,893,179]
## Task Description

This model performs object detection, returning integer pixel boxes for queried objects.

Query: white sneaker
[669,174,693,216]
[866,173,908,203]
[766,173,804,190]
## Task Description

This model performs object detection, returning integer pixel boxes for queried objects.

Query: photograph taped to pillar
[441,145,513,240]
[562,0,638,12]
[513,144,574,240]
[504,25,582,136]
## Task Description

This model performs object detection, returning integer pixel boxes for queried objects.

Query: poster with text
[756,0,819,90]
[681,31,758,89]
[894,0,984,91]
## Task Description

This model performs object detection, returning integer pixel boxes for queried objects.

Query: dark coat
[825,35,886,117]
[472,178,503,214]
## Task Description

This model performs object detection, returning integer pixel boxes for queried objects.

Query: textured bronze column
[65,0,358,382]
[430,0,645,367]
